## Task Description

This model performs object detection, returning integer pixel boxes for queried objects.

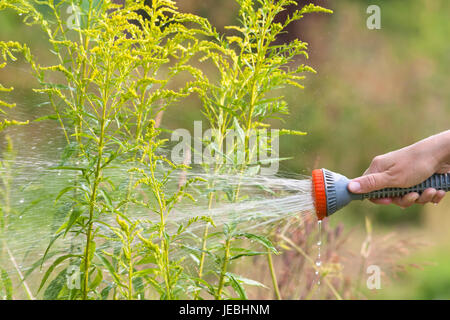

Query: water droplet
[316,219,323,293]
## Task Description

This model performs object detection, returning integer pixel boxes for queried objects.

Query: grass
[362,245,450,300]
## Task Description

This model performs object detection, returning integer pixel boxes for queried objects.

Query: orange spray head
[311,168,363,220]
[311,169,328,220]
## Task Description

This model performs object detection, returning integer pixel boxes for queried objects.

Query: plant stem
[148,153,172,300]
[127,238,133,300]
[4,243,34,300]
[82,50,110,299]
[215,238,230,300]
[198,192,214,279]
[82,146,102,299]
[266,249,281,300]
[279,235,342,300]
[196,118,225,298]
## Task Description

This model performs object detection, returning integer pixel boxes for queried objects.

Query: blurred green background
[1,0,449,299]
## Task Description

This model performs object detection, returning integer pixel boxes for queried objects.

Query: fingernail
[348,181,361,193]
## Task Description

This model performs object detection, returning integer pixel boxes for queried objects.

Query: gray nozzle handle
[320,169,450,217]
[362,173,450,199]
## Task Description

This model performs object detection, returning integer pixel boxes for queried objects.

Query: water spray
[312,168,450,220]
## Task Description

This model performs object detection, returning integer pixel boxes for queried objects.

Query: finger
[416,188,437,204]
[348,172,392,194]
[432,190,446,204]
[370,198,393,205]
[392,192,420,208]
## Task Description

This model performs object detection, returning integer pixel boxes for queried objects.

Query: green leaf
[232,274,267,289]
[33,114,58,122]
[236,233,278,254]
[226,272,247,300]
[40,232,64,271]
[55,186,76,202]
[233,117,245,146]
[60,142,78,166]
[89,268,103,290]
[95,252,124,287]
[230,248,267,260]
[0,268,13,300]
[24,250,59,279]
[43,268,67,300]
[63,207,84,236]
[136,255,157,266]
[101,283,114,300]
[133,268,157,278]
[38,254,79,293]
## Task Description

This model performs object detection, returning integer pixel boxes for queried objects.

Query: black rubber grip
[362,173,450,199]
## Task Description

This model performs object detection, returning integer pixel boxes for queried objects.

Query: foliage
[190,0,331,299]
[0,0,332,300]
[1,0,216,300]
[0,41,30,131]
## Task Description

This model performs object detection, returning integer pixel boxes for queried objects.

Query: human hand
[348,130,450,208]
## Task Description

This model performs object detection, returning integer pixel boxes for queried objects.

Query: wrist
[439,130,450,164]
[426,130,450,169]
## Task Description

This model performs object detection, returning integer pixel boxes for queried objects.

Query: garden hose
[312,168,450,220]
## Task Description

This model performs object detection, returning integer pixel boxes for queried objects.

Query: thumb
[348,172,391,194]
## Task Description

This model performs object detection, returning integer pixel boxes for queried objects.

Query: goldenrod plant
[0,0,215,299]
[192,0,332,299]
[0,0,331,299]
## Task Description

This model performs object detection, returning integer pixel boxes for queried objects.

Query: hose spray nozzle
[311,168,450,220]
